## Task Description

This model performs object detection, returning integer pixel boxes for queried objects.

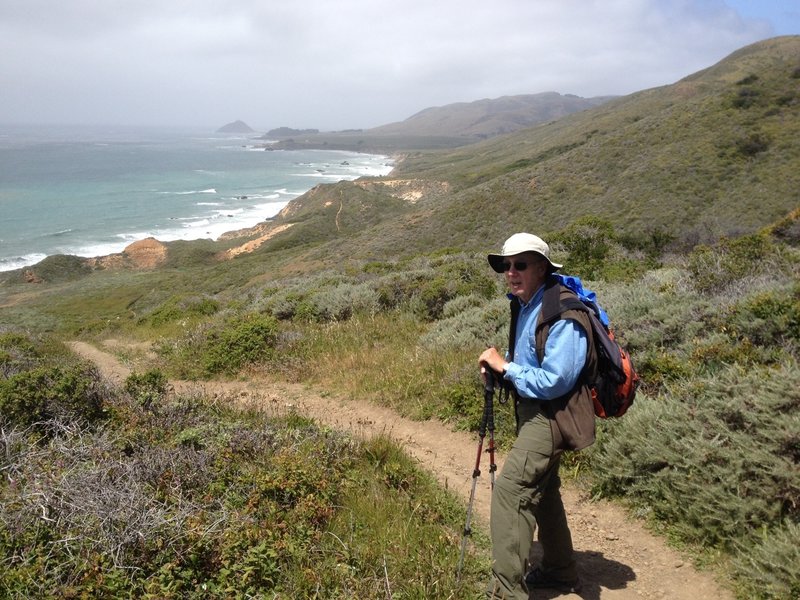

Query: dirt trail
[70,341,734,600]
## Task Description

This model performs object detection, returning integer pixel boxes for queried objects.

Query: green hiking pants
[486,402,576,600]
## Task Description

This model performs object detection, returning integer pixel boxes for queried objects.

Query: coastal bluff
[88,238,169,270]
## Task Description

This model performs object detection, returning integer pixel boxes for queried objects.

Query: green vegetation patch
[155,312,280,379]
[0,332,106,431]
[590,362,800,598]
[0,337,488,598]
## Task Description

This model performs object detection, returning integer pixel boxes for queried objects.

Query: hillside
[2,37,797,285]
[247,36,799,266]
[367,92,613,138]
[262,92,613,152]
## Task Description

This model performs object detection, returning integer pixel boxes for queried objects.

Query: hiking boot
[525,566,582,594]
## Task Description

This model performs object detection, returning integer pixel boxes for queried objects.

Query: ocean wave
[0,138,393,271]
[0,253,49,272]
[47,228,75,237]
[161,188,218,195]
[213,208,244,216]
[273,188,304,196]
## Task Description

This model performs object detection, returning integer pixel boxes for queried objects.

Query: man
[479,232,595,599]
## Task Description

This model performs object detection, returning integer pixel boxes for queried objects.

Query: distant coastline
[0,127,394,274]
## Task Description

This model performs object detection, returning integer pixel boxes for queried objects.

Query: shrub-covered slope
[253,36,799,266]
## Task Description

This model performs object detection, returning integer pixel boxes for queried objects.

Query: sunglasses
[501,260,530,272]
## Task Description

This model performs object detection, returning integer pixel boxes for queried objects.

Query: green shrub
[736,131,771,157]
[416,275,460,320]
[0,332,40,377]
[156,313,280,379]
[733,520,800,600]
[0,363,105,429]
[202,313,279,375]
[687,233,773,293]
[264,289,311,321]
[0,390,485,598]
[124,369,169,410]
[412,259,497,321]
[732,87,760,109]
[308,282,380,322]
[634,348,691,391]
[552,217,645,281]
[373,269,431,310]
[142,295,220,327]
[726,285,800,348]
[691,334,771,371]
[553,216,616,280]
[421,296,507,350]
[592,362,800,592]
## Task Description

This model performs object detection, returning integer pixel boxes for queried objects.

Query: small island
[216,120,255,134]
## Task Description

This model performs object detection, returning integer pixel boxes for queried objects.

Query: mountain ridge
[367,91,615,138]
[262,92,614,152]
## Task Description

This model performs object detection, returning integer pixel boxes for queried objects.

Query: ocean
[0,124,394,272]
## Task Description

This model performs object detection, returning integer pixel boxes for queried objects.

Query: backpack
[545,275,639,418]
[508,275,639,419]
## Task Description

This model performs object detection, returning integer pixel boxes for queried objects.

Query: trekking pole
[457,367,497,581]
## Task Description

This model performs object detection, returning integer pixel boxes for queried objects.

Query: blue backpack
[550,274,638,418]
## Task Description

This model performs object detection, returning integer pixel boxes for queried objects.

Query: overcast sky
[1,0,798,131]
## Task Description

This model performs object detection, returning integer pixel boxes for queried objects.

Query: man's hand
[479,347,508,376]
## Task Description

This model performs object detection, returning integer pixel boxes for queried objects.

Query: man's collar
[508,283,546,307]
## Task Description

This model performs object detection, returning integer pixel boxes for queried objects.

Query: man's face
[503,252,548,303]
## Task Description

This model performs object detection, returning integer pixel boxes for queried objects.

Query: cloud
[0,0,783,129]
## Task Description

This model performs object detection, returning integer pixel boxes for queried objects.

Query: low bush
[725,284,800,349]
[0,332,40,377]
[421,295,507,350]
[733,520,800,600]
[201,313,279,375]
[155,313,280,379]
[141,295,220,327]
[0,364,106,431]
[591,362,800,597]
[687,233,773,294]
[0,383,486,598]
[306,282,380,322]
[124,369,169,410]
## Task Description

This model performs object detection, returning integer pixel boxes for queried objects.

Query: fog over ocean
[0,124,393,272]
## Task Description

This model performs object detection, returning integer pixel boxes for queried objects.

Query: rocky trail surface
[70,340,734,600]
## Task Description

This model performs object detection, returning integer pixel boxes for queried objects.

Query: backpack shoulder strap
[536,275,594,363]
[508,295,521,361]
[540,276,564,324]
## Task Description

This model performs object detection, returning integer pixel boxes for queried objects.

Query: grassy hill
[263,92,613,152]
[224,36,800,269]
[6,37,795,284]
[368,91,613,138]
[384,36,800,247]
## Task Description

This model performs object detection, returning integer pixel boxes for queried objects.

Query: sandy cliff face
[218,223,295,259]
[88,238,168,270]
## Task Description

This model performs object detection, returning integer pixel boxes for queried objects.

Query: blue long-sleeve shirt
[503,285,588,400]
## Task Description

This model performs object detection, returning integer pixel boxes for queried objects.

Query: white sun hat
[487,232,563,273]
